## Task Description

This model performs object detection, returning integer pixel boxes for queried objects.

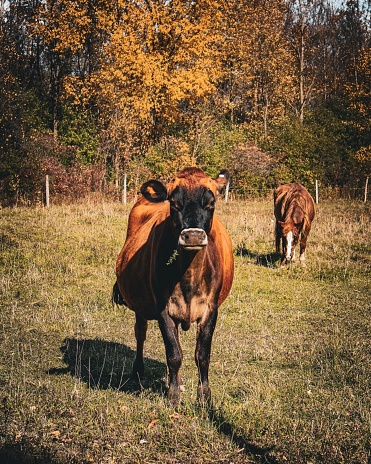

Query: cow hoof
[130,372,142,384]
[167,385,181,407]
[131,362,144,381]
[197,386,211,406]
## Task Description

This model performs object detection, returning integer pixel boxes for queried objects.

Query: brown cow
[113,168,234,406]
[274,183,315,267]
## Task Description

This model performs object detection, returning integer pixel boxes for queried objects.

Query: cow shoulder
[209,215,234,306]
[125,194,169,242]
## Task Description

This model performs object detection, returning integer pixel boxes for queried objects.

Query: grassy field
[0,197,370,463]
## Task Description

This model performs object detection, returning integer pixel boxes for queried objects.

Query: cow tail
[112,281,126,306]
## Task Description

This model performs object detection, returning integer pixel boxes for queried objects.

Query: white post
[225,181,230,202]
[315,179,319,204]
[364,177,369,203]
[122,173,127,204]
[45,175,50,207]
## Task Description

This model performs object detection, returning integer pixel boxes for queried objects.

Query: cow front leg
[299,225,311,265]
[280,236,288,266]
[275,221,282,255]
[132,314,148,380]
[195,307,218,404]
[299,233,308,264]
[158,311,182,407]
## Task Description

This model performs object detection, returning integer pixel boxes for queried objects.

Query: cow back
[274,183,315,226]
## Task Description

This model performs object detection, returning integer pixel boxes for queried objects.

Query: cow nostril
[179,228,207,248]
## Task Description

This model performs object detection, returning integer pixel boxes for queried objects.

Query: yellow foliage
[355,146,371,164]
[33,0,91,54]
[28,0,297,169]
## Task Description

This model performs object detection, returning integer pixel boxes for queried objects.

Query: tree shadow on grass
[207,406,279,464]
[48,337,167,395]
[236,244,280,268]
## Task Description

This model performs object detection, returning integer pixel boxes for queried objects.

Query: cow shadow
[207,406,278,463]
[236,244,280,268]
[48,337,167,394]
[48,341,277,462]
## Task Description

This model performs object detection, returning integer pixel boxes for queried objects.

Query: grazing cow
[113,168,234,406]
[274,183,315,267]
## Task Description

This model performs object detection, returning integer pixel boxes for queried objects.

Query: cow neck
[166,248,179,266]
[162,221,208,271]
[177,246,206,271]
[165,246,204,268]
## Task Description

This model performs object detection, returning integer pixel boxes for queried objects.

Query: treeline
[0,0,370,205]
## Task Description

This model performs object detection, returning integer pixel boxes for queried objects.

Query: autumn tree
[81,0,225,187]
[1,0,371,204]
[284,0,327,123]
[216,0,296,139]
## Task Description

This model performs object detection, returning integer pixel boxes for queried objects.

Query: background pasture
[0,198,370,463]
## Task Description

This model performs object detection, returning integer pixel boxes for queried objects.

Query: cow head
[141,168,227,250]
[278,220,297,260]
[278,205,304,260]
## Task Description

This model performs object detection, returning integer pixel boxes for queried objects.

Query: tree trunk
[299,12,305,124]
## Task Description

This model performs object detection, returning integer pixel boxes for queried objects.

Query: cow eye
[205,198,215,210]
[203,192,215,210]
[170,200,182,211]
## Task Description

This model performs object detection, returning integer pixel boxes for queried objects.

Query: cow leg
[132,314,148,380]
[299,226,311,264]
[280,236,288,266]
[158,311,182,406]
[275,221,281,255]
[291,236,299,262]
[195,307,218,404]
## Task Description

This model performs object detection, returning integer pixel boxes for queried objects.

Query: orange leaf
[148,419,159,429]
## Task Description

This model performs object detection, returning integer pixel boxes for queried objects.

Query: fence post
[45,175,50,207]
[365,176,369,203]
[225,181,230,202]
[122,173,127,204]
[315,180,319,204]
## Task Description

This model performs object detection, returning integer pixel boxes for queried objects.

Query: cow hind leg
[195,308,218,405]
[158,311,183,407]
[132,314,148,380]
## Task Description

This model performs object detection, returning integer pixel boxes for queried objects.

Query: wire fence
[225,185,369,202]
[43,176,370,206]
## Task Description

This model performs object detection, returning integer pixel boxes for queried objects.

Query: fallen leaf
[148,419,159,429]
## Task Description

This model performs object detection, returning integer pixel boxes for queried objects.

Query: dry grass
[0,198,370,463]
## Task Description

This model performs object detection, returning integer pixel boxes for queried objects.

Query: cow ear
[141,180,168,203]
[215,169,230,194]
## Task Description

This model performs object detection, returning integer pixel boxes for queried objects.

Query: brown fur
[274,183,315,266]
[115,168,234,405]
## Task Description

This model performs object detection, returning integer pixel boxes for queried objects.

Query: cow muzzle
[179,228,208,250]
